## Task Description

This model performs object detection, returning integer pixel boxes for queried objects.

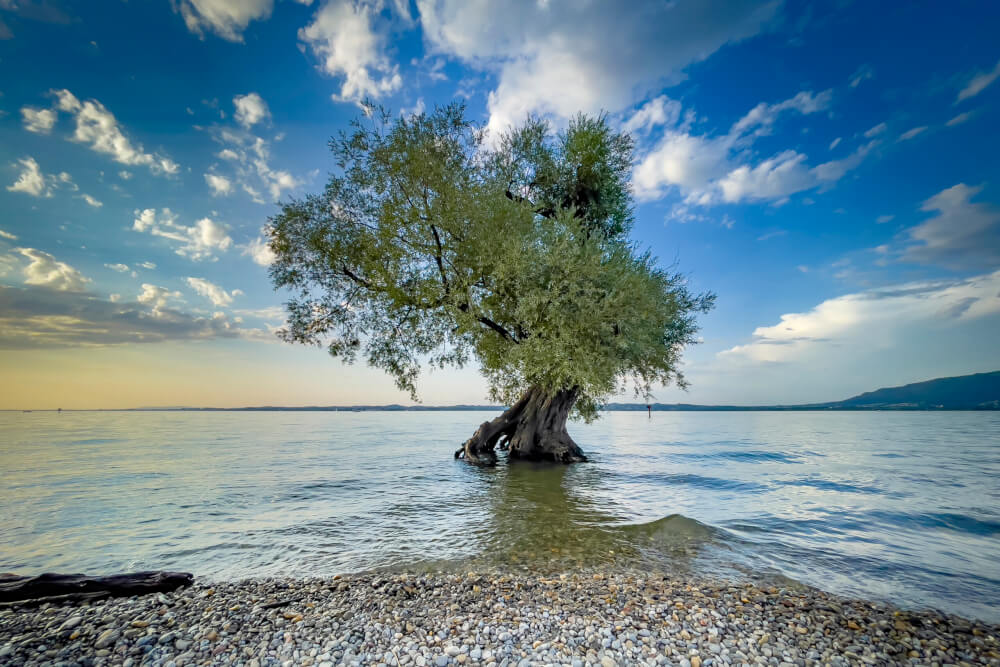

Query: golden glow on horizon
[0,342,489,410]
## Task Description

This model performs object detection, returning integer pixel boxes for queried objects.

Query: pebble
[0,570,995,666]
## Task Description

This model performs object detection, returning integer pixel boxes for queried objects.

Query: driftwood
[0,571,194,605]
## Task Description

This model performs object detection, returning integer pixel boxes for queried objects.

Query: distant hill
[828,370,1000,409]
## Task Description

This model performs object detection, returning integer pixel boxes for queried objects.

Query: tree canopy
[268,103,714,421]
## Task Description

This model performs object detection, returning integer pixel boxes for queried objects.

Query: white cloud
[48,89,179,175]
[849,64,874,88]
[729,89,832,139]
[81,193,103,208]
[418,0,779,138]
[16,247,91,291]
[901,183,1000,269]
[719,270,1000,368]
[633,92,872,205]
[185,276,242,307]
[138,261,156,270]
[719,151,813,204]
[208,128,299,202]
[810,140,878,183]
[828,137,841,150]
[898,126,927,142]
[6,157,50,197]
[105,263,130,273]
[242,234,276,266]
[0,229,18,240]
[621,95,683,135]
[132,208,233,261]
[233,92,271,128]
[299,0,402,102]
[119,170,133,180]
[175,0,273,42]
[946,111,973,127]
[137,283,183,311]
[20,106,56,134]
[863,122,886,138]
[205,173,233,196]
[957,59,1000,103]
[876,214,894,224]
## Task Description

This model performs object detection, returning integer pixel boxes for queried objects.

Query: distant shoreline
[4,404,999,412]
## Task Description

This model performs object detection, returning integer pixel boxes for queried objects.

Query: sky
[1,0,999,409]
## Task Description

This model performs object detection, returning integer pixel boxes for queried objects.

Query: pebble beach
[1,570,998,667]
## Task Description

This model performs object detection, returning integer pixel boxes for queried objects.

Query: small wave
[619,513,718,543]
[623,471,770,492]
[670,450,804,464]
[781,478,898,496]
[867,510,1000,536]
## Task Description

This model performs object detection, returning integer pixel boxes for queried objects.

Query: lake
[1,410,998,622]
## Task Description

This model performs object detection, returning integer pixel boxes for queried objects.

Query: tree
[267,103,714,464]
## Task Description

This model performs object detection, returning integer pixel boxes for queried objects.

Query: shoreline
[1,570,998,666]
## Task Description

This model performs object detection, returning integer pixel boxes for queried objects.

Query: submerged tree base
[455,386,588,465]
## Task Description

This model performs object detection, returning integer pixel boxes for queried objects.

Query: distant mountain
[828,370,1000,410]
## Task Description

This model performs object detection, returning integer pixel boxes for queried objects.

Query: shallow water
[1,410,998,621]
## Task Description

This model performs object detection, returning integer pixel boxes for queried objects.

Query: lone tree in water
[268,103,713,464]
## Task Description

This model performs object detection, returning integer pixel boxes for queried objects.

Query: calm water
[1,411,998,621]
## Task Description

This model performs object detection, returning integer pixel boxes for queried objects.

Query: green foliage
[268,102,714,420]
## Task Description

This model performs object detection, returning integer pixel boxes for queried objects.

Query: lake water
[1,410,998,622]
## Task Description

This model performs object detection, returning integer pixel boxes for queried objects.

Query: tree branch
[430,224,449,294]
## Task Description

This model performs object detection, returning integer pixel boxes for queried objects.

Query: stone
[94,629,119,649]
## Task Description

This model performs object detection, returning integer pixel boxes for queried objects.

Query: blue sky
[1,0,999,408]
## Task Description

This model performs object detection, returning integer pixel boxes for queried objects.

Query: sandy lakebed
[1,570,998,667]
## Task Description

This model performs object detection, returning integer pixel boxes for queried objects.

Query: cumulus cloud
[719,270,1000,368]
[299,0,402,103]
[901,183,1000,269]
[233,92,271,128]
[16,247,91,291]
[621,96,683,136]
[0,284,271,349]
[20,106,56,134]
[0,229,18,240]
[207,126,299,203]
[6,157,50,196]
[242,234,276,266]
[132,208,233,261]
[633,92,872,205]
[957,59,1000,103]
[48,89,179,175]
[205,173,233,196]
[418,0,778,138]
[137,283,183,311]
[105,263,130,273]
[174,0,273,42]
[185,276,242,307]
[80,193,103,207]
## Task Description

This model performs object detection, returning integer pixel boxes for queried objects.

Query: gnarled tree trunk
[455,386,588,464]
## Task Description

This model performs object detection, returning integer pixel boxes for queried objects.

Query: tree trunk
[455,386,588,464]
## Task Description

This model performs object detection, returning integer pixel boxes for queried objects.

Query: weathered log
[0,571,194,603]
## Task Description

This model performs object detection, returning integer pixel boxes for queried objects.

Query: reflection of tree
[472,459,636,572]
[461,459,712,574]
